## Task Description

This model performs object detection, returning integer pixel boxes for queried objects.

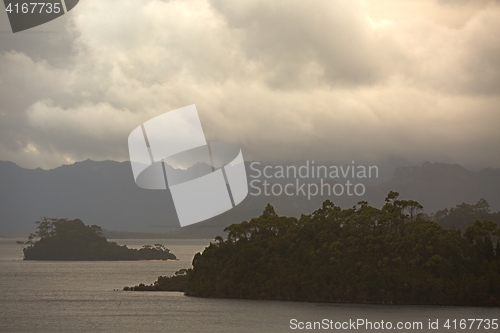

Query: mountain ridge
[1,159,499,238]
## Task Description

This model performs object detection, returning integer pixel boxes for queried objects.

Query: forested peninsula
[18,218,176,261]
[127,192,500,307]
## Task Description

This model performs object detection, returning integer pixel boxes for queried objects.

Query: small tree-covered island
[18,218,176,261]
[127,192,500,307]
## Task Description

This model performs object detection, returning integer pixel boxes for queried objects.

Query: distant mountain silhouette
[371,162,500,213]
[0,160,499,238]
[0,160,179,237]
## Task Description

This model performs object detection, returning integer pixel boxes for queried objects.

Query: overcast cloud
[0,0,499,170]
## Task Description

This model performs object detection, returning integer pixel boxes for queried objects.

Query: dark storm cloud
[0,0,499,170]
[209,0,399,88]
[0,7,77,66]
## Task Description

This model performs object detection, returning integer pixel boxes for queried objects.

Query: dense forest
[433,198,500,231]
[19,218,177,261]
[127,192,500,306]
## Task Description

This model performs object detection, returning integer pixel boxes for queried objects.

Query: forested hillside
[130,192,500,306]
[19,218,177,261]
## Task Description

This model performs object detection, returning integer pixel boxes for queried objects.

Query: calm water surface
[0,239,497,333]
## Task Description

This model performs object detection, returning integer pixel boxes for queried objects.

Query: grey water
[0,239,497,333]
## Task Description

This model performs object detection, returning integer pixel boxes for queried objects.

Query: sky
[0,0,499,171]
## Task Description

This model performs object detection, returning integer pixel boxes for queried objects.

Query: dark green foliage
[181,193,500,306]
[21,218,177,261]
[434,198,500,231]
[125,269,188,291]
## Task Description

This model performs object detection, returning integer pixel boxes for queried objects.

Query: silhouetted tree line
[433,198,500,231]
[18,218,176,261]
[129,192,500,306]
[125,269,188,291]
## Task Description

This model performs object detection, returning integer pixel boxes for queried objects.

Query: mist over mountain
[372,162,500,213]
[1,159,499,238]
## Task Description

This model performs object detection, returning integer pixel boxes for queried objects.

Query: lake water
[0,238,498,332]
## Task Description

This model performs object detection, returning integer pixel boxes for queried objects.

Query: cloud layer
[0,0,499,170]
